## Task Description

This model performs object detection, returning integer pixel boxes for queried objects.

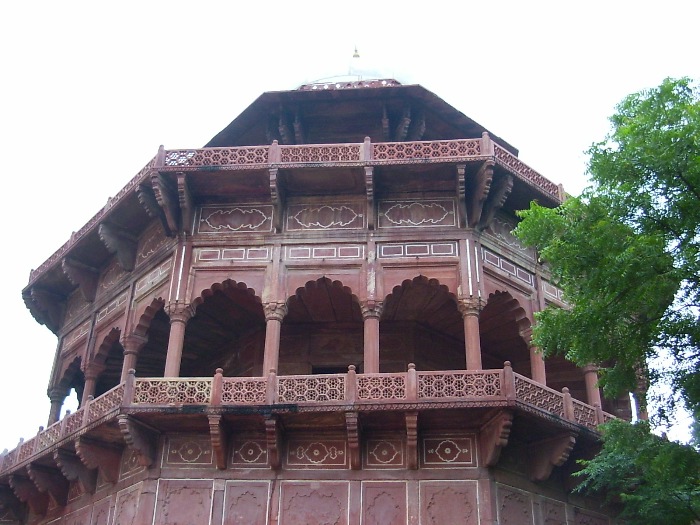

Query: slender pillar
[47,388,67,426]
[81,368,99,406]
[458,297,483,370]
[361,300,383,373]
[521,327,547,384]
[164,302,195,377]
[262,302,288,376]
[583,365,602,409]
[120,333,149,381]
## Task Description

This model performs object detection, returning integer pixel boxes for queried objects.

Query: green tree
[514,78,700,523]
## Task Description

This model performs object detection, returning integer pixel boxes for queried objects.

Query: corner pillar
[583,365,603,409]
[47,388,67,426]
[163,302,195,377]
[120,333,149,381]
[458,297,483,369]
[80,363,104,406]
[361,300,383,373]
[521,327,546,384]
[262,302,288,376]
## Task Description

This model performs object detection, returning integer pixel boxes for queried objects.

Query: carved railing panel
[373,139,481,161]
[357,374,407,401]
[164,146,268,167]
[280,144,361,163]
[17,438,37,463]
[133,378,212,404]
[277,374,345,403]
[572,399,597,429]
[221,377,267,404]
[493,144,559,198]
[417,371,502,399]
[88,384,125,423]
[513,374,565,418]
[63,409,85,436]
[602,411,617,424]
[36,421,62,449]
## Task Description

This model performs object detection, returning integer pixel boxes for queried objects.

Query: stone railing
[0,364,613,477]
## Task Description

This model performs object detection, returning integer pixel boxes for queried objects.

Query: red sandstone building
[0,79,627,524]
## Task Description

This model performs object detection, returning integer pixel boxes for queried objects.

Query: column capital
[458,296,484,318]
[165,302,195,324]
[121,333,149,355]
[263,302,288,322]
[47,387,67,402]
[582,364,599,374]
[360,300,383,320]
[82,362,105,379]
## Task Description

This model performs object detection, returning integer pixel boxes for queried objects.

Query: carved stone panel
[482,248,534,286]
[362,482,406,525]
[285,245,364,260]
[134,257,172,298]
[90,497,111,525]
[223,481,270,525]
[61,505,91,525]
[422,435,476,467]
[497,485,534,525]
[286,203,365,231]
[279,481,348,525]
[198,205,274,233]
[154,479,213,525]
[97,260,127,298]
[541,498,567,525]
[365,439,405,469]
[136,222,169,266]
[286,438,348,468]
[197,247,271,262]
[419,481,478,525]
[378,200,456,228]
[377,242,457,259]
[230,439,268,468]
[112,483,143,525]
[119,448,145,481]
[164,435,214,468]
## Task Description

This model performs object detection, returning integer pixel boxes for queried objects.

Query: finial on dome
[353,46,360,59]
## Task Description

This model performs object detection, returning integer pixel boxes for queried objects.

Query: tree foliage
[515,78,700,523]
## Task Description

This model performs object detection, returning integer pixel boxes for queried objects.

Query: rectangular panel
[422,436,476,467]
[497,485,534,525]
[279,481,348,525]
[378,199,456,228]
[199,205,274,233]
[90,496,112,525]
[365,439,405,469]
[286,438,348,468]
[361,482,406,525]
[287,202,365,231]
[230,438,268,468]
[112,483,144,525]
[154,479,213,525]
[164,435,215,467]
[419,480,478,524]
[224,481,270,524]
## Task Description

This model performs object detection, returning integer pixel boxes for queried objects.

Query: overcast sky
[0,1,697,452]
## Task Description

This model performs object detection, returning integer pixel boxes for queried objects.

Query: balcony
[0,363,613,478]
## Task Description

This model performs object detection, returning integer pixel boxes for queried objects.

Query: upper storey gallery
[23,80,621,426]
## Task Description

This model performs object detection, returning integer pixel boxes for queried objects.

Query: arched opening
[129,300,170,378]
[380,276,463,372]
[479,291,531,376]
[93,328,124,396]
[181,280,265,377]
[279,277,362,375]
[58,357,84,414]
[544,355,588,403]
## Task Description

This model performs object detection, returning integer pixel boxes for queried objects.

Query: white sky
[0,1,697,452]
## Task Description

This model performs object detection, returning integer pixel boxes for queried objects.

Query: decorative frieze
[543,281,565,302]
[485,216,535,260]
[136,223,169,265]
[134,257,172,297]
[231,439,268,468]
[378,241,457,258]
[95,291,128,324]
[379,199,456,228]
[196,246,271,262]
[164,436,214,467]
[97,260,127,297]
[286,202,365,231]
[198,205,274,233]
[63,320,91,349]
[365,439,405,468]
[286,244,364,260]
[422,435,476,467]
[286,439,347,468]
[482,248,534,286]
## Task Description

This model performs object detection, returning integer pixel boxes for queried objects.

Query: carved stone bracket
[0,484,24,522]
[265,416,282,470]
[381,105,390,141]
[360,300,383,321]
[293,109,305,144]
[365,166,375,230]
[407,111,426,141]
[263,302,288,323]
[468,160,495,228]
[269,167,285,233]
[479,410,514,467]
[61,258,99,302]
[394,106,411,141]
[118,415,159,468]
[137,183,172,237]
[479,174,513,230]
[22,287,64,333]
[405,411,418,470]
[9,473,48,516]
[26,464,68,507]
[177,173,194,234]
[151,171,179,234]
[529,432,577,482]
[53,448,97,495]
[456,164,467,228]
[345,411,361,470]
[74,437,122,484]
[208,415,228,470]
[98,222,137,272]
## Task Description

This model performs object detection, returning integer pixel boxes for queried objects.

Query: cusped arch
[285,277,362,324]
[92,327,121,367]
[192,279,263,312]
[132,297,166,339]
[382,275,459,319]
[480,290,533,375]
[55,355,85,407]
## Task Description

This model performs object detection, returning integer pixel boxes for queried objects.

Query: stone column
[47,387,67,426]
[521,327,547,384]
[81,364,102,406]
[361,300,383,373]
[120,333,149,382]
[262,302,288,376]
[583,365,602,408]
[164,302,195,377]
[458,297,483,370]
